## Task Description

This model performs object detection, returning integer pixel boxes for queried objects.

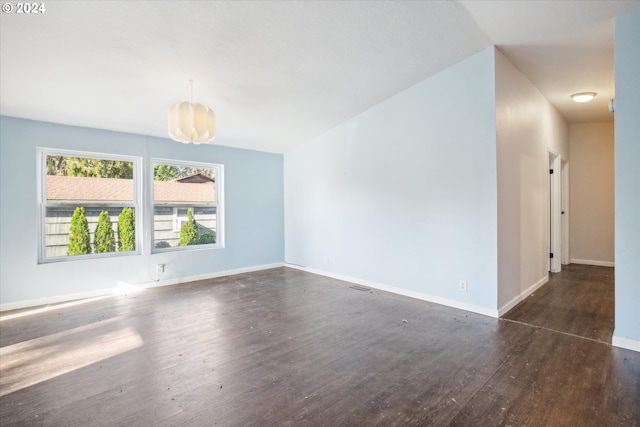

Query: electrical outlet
[324,257,330,266]
[459,280,467,292]
[157,264,165,273]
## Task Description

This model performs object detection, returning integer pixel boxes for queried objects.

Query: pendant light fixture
[168,80,216,144]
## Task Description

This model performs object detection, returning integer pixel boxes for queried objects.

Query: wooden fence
[45,206,216,257]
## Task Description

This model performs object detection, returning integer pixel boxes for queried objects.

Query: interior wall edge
[612,335,640,353]
[497,275,549,317]
[285,263,499,318]
[570,259,615,268]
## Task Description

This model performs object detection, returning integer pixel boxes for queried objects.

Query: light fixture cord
[143,80,191,138]
[189,79,194,104]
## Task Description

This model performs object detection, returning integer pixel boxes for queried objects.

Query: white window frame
[37,148,143,263]
[150,158,224,253]
[173,207,192,232]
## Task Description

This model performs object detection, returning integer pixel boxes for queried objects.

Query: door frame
[561,160,569,265]
[548,151,563,273]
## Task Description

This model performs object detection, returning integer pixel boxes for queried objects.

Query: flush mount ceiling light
[571,92,597,103]
[168,80,216,144]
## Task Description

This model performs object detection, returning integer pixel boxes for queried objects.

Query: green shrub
[195,229,215,245]
[68,207,91,255]
[179,209,215,246]
[94,210,115,253]
[179,209,199,246]
[117,207,135,251]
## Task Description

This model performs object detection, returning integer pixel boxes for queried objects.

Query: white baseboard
[139,262,284,289]
[570,259,615,267]
[0,262,284,312]
[285,263,499,318]
[612,335,640,353]
[497,275,549,317]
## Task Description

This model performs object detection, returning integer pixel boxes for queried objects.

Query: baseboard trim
[570,259,615,267]
[497,275,549,317]
[612,335,640,353]
[139,262,285,290]
[0,262,284,312]
[285,263,498,318]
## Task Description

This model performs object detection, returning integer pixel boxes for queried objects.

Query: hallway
[503,264,615,343]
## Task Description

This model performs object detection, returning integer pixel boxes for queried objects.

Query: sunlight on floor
[0,317,143,397]
[113,281,147,296]
[0,295,114,322]
[1,282,147,322]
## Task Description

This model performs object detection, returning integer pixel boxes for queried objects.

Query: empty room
[1,1,639,426]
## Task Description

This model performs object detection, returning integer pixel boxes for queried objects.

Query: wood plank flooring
[503,264,615,343]
[1,266,638,426]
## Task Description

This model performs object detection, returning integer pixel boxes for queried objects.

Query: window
[173,207,189,232]
[151,159,223,251]
[38,149,141,262]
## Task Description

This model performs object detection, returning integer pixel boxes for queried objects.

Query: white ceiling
[1,1,639,153]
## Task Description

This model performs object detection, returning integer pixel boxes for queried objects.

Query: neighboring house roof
[155,179,215,203]
[176,174,214,183]
[46,175,215,203]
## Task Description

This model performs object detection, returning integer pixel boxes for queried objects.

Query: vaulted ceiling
[1,1,638,153]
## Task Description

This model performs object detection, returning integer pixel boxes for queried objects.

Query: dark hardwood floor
[503,264,615,343]
[1,266,638,426]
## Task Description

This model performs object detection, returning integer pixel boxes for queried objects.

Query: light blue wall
[614,11,640,344]
[0,116,284,305]
[284,48,498,310]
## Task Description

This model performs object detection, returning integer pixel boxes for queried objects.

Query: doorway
[549,152,563,273]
